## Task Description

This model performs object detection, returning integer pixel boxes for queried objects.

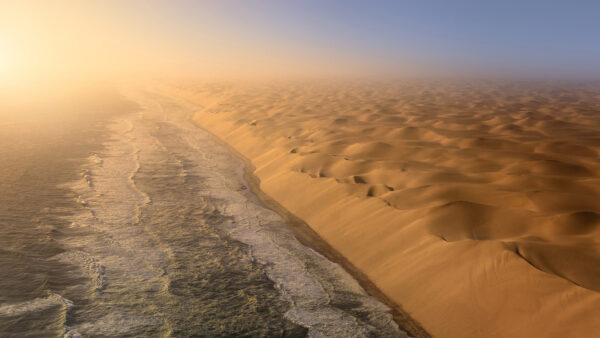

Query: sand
[163,80,600,337]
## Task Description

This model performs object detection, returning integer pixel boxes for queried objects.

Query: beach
[0,87,406,337]
[165,79,600,337]
[3,1,600,337]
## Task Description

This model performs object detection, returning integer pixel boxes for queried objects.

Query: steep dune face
[165,80,600,337]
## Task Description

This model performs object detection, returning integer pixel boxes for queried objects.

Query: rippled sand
[166,80,600,337]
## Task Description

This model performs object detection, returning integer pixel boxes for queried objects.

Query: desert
[3,1,600,336]
[165,80,600,337]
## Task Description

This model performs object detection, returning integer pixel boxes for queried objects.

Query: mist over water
[1,1,599,337]
[0,92,128,336]
[0,88,404,337]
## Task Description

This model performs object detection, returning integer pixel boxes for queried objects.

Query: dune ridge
[164,80,600,337]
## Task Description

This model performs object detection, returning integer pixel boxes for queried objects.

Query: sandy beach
[165,80,600,337]
[4,1,600,337]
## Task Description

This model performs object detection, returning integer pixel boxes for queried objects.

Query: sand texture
[164,80,600,337]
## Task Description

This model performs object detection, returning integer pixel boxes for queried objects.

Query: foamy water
[0,89,406,337]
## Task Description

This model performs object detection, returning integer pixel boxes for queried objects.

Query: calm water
[0,88,405,337]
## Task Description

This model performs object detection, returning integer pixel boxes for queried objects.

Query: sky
[1,0,599,91]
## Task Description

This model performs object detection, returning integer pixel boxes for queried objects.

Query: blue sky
[162,0,600,77]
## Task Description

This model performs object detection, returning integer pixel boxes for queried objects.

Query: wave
[0,293,84,337]
[0,293,73,318]
[70,311,163,337]
[54,250,106,291]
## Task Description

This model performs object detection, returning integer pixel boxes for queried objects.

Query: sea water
[0,88,406,337]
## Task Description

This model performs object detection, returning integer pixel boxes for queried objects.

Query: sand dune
[164,80,600,337]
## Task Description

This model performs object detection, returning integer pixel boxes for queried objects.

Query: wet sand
[165,79,600,337]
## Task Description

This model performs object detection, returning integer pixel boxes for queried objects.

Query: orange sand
[164,80,600,337]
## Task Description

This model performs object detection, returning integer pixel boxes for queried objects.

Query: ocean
[0,87,405,337]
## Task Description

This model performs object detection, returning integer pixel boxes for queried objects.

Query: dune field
[164,80,600,337]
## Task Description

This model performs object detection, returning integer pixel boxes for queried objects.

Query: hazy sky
[1,0,599,87]
[168,0,600,78]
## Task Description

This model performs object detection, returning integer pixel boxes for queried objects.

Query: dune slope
[164,80,600,337]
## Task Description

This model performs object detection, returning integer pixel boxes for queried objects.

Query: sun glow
[0,40,17,80]
[0,21,29,90]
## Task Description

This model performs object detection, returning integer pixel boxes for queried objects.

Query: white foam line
[0,293,73,317]
[55,250,106,291]
[140,91,405,337]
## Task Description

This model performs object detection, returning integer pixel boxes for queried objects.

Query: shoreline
[190,113,430,338]
[163,81,600,337]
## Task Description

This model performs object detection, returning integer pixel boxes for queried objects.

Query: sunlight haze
[1,2,600,337]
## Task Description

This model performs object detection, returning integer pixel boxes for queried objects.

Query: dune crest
[165,80,600,337]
